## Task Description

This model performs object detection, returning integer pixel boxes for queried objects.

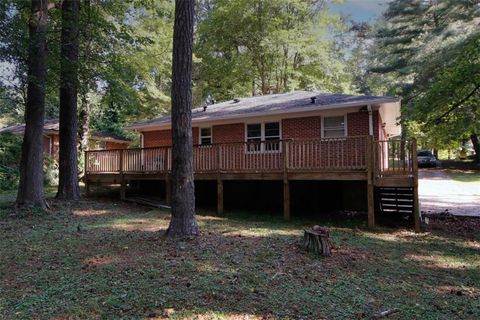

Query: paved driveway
[419,169,480,217]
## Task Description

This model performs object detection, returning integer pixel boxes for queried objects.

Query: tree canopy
[370,0,480,152]
[0,0,479,158]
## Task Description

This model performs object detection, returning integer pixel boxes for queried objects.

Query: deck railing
[85,136,415,177]
[375,139,415,177]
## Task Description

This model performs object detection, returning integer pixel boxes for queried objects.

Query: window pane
[324,116,344,128]
[200,128,211,137]
[247,124,261,138]
[323,116,345,137]
[199,127,212,145]
[323,130,345,138]
[264,122,279,137]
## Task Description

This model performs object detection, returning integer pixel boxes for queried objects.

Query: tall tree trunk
[471,133,480,164]
[167,0,199,236]
[57,0,81,200]
[16,0,49,209]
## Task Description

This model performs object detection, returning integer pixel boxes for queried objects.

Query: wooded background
[0,0,479,192]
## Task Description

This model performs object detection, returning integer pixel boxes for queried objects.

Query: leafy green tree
[194,0,351,102]
[0,133,22,191]
[371,0,480,159]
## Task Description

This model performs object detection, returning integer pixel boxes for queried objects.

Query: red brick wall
[282,116,321,140]
[347,112,368,137]
[193,127,199,145]
[143,130,171,147]
[106,141,129,150]
[142,113,377,147]
[212,123,244,143]
[143,127,199,147]
[347,111,380,140]
[50,134,59,158]
[139,113,377,171]
[43,136,51,155]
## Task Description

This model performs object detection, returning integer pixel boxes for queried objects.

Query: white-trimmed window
[199,127,212,145]
[322,116,346,138]
[246,122,280,152]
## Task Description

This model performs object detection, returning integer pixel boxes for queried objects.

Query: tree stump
[303,225,332,256]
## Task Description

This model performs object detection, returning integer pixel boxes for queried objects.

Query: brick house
[0,119,131,158]
[85,91,420,230]
[132,91,398,148]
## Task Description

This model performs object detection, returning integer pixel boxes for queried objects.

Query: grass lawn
[1,193,479,319]
[447,170,480,183]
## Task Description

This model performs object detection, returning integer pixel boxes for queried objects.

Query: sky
[329,0,392,22]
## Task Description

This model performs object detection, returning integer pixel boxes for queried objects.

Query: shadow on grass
[1,197,480,319]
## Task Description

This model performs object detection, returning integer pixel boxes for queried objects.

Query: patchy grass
[447,170,480,184]
[1,194,479,319]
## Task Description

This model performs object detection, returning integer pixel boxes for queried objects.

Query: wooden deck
[84,136,420,231]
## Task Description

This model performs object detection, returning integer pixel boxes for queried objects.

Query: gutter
[368,104,373,136]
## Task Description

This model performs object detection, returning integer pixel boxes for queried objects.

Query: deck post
[367,135,375,228]
[412,139,421,232]
[165,175,171,206]
[119,149,125,200]
[120,180,126,200]
[283,178,290,220]
[84,151,89,196]
[217,179,224,215]
[282,140,291,220]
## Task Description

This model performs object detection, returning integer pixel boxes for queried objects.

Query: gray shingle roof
[127,91,399,130]
[0,119,59,134]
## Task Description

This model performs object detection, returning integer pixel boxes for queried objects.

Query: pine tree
[167,0,199,236]
[57,0,81,200]
[16,0,49,209]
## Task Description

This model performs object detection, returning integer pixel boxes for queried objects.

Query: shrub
[0,133,22,191]
[44,155,59,187]
[0,132,60,190]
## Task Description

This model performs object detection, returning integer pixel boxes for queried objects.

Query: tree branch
[434,84,480,124]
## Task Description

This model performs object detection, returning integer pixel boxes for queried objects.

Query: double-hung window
[246,122,280,152]
[199,127,212,145]
[322,116,346,138]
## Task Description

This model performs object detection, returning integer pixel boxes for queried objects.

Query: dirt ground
[419,169,480,217]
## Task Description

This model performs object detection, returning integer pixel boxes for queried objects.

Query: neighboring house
[88,131,132,151]
[0,119,130,158]
[84,91,420,230]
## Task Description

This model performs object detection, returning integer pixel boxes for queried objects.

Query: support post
[165,175,171,206]
[120,180,126,200]
[367,135,375,228]
[119,149,126,200]
[412,139,421,232]
[283,178,290,220]
[282,140,290,220]
[217,179,224,215]
[84,151,89,196]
